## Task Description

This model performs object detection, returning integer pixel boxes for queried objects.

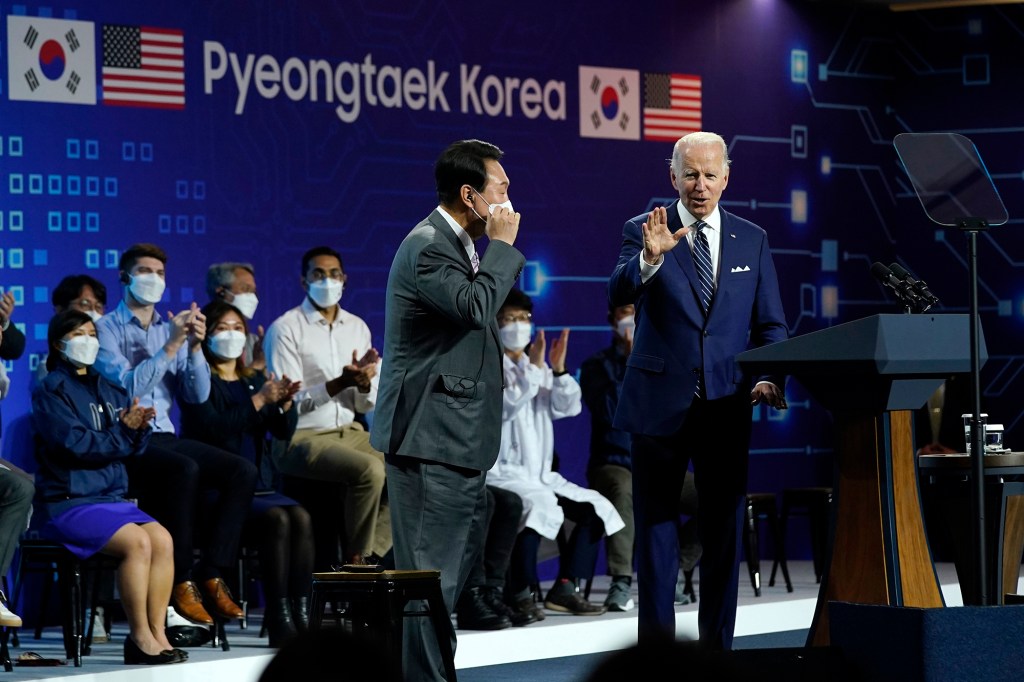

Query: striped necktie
[471,250,480,273]
[692,220,714,399]
[692,221,714,314]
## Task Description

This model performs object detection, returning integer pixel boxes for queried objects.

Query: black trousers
[127,433,257,581]
[464,485,524,592]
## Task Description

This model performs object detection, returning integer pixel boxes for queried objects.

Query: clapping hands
[167,302,207,352]
[341,348,379,393]
[119,397,157,431]
[529,328,570,374]
[258,372,302,408]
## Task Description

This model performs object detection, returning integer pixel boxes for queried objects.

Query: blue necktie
[471,250,480,273]
[692,220,714,398]
[692,221,714,314]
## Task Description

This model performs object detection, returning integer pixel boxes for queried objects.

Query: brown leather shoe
[201,577,244,619]
[171,581,214,625]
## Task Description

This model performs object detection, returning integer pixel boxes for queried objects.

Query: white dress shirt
[437,205,478,264]
[264,297,378,431]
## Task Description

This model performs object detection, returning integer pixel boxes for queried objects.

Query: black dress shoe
[266,598,299,648]
[482,586,536,627]
[123,637,184,665]
[456,586,512,630]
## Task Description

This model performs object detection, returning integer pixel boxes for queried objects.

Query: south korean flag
[7,15,96,105]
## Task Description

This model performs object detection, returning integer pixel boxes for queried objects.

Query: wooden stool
[773,486,833,584]
[309,569,456,681]
[744,493,792,596]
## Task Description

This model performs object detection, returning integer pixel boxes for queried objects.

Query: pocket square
[730,265,751,273]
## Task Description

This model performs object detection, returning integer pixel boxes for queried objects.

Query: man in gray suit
[371,139,525,681]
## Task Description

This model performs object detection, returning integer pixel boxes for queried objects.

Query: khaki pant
[280,424,390,559]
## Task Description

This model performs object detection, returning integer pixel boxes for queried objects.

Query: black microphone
[871,261,923,311]
[888,263,940,312]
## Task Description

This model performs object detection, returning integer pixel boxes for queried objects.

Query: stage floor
[1,561,974,681]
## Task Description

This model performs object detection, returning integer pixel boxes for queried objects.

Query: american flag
[643,73,701,142]
[102,24,184,109]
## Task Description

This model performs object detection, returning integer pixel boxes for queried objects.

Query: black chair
[743,493,792,596]
[772,486,833,585]
[9,537,119,666]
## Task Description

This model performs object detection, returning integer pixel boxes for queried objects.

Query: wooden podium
[737,314,986,646]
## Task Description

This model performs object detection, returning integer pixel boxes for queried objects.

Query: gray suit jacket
[371,209,525,471]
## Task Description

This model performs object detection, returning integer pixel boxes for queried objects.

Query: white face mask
[499,321,532,352]
[207,330,247,360]
[85,310,102,322]
[230,292,259,320]
[307,278,343,309]
[471,192,514,222]
[62,335,100,367]
[129,273,166,305]
[615,315,635,338]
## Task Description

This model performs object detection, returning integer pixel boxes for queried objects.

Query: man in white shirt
[264,246,388,565]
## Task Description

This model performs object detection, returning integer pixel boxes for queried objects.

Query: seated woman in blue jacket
[180,300,310,648]
[32,309,184,666]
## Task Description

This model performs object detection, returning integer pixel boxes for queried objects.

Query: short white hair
[670,131,731,176]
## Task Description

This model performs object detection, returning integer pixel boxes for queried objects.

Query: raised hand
[0,290,14,327]
[528,329,546,368]
[186,302,206,347]
[485,205,521,246]
[166,308,193,349]
[251,324,266,371]
[548,328,570,374]
[641,205,690,264]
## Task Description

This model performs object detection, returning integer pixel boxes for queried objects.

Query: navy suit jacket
[608,204,787,437]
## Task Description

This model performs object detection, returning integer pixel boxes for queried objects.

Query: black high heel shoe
[123,637,183,665]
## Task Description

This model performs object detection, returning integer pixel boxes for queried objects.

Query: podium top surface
[737,313,985,376]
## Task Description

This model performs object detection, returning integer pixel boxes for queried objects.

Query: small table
[309,569,456,681]
[918,452,1024,604]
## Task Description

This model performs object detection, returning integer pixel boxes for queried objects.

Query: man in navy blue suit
[608,131,788,650]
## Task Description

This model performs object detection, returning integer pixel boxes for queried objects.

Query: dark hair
[200,300,254,378]
[206,262,255,300]
[301,246,344,279]
[46,309,95,372]
[119,243,167,275]
[52,274,108,310]
[500,288,533,313]
[607,302,633,324]
[435,139,504,206]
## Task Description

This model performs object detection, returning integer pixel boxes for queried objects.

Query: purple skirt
[41,502,157,560]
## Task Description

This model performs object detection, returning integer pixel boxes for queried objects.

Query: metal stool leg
[744,497,761,597]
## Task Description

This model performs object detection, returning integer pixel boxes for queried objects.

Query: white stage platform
[3,561,976,681]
